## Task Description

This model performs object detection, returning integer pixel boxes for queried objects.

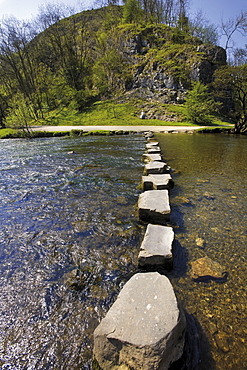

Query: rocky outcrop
[190,45,227,84]
[93,272,186,370]
[123,31,226,105]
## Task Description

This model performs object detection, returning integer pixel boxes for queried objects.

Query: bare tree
[220,11,247,54]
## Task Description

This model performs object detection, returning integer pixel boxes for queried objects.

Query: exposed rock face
[93,272,186,370]
[190,45,227,84]
[123,33,226,105]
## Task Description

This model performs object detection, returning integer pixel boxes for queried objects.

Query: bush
[185,81,221,124]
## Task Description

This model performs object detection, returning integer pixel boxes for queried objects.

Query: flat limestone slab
[143,153,162,162]
[138,190,170,224]
[147,148,161,154]
[144,161,170,175]
[146,142,159,148]
[142,174,174,191]
[93,272,186,370]
[138,224,174,270]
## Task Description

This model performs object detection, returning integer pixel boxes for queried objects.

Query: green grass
[0,128,19,139]
[32,99,232,127]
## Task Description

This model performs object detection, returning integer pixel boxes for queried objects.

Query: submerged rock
[93,272,186,370]
[189,256,227,282]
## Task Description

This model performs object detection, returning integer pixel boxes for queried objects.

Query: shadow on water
[170,310,216,370]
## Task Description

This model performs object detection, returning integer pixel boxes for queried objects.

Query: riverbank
[30,125,224,133]
[0,124,235,139]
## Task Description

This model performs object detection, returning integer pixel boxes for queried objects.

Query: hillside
[0,5,228,129]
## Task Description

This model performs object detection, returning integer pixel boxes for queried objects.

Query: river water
[0,133,246,369]
[0,135,145,369]
[156,133,247,370]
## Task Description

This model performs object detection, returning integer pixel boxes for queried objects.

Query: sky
[0,0,246,48]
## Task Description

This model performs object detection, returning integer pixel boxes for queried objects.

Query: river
[156,132,247,370]
[0,133,246,369]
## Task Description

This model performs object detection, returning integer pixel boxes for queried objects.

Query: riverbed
[0,133,246,369]
[156,132,247,370]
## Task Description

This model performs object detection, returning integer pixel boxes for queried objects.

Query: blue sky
[0,0,246,48]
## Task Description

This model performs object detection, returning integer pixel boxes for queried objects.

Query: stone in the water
[147,147,161,154]
[189,256,227,282]
[143,161,170,175]
[138,224,174,270]
[138,189,170,225]
[142,174,174,191]
[93,272,186,370]
[146,142,159,149]
[143,153,162,162]
[215,332,230,353]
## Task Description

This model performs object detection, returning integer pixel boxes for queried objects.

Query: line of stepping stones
[93,133,186,370]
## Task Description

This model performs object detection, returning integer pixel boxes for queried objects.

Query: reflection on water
[0,136,145,369]
[156,133,247,370]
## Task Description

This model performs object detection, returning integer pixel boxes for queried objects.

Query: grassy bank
[16,99,232,127]
[1,99,233,139]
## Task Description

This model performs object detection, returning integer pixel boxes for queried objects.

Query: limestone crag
[123,33,226,105]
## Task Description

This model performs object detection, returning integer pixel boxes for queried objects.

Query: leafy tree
[213,65,247,133]
[185,81,220,124]
[123,0,143,24]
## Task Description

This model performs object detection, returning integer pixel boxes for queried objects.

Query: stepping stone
[143,161,170,175]
[93,272,186,370]
[143,153,162,162]
[147,147,161,154]
[138,224,174,270]
[146,142,159,149]
[142,174,174,191]
[138,189,170,224]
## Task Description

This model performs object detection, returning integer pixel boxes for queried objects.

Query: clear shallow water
[0,136,145,369]
[1,133,246,370]
[156,133,247,370]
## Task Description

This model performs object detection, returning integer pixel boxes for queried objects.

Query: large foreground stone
[138,224,174,270]
[138,190,170,224]
[144,161,170,175]
[93,272,186,370]
[142,174,174,191]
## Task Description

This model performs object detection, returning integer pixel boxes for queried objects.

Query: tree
[232,46,247,66]
[123,0,143,24]
[220,11,247,61]
[185,81,220,124]
[213,65,247,133]
[189,10,219,44]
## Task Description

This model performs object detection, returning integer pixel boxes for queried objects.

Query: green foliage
[213,64,247,133]
[123,0,143,24]
[185,81,221,124]
[0,5,228,131]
